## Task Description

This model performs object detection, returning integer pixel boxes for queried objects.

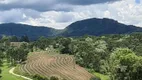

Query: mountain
[0,18,142,40]
[0,23,61,40]
[62,18,142,36]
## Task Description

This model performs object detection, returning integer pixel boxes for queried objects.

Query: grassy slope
[1,62,24,80]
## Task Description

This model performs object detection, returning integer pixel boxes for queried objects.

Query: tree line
[29,33,142,80]
[0,35,30,78]
[0,33,142,80]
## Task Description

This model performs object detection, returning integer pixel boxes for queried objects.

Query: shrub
[33,74,49,80]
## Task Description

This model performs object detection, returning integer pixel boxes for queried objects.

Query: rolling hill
[0,23,61,40]
[0,18,142,39]
[62,18,142,36]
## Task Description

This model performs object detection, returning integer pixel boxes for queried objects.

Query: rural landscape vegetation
[0,32,142,80]
[0,0,142,80]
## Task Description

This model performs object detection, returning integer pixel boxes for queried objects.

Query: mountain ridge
[0,23,61,40]
[0,18,142,40]
[62,18,142,36]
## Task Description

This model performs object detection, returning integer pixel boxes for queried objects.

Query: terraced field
[17,51,93,80]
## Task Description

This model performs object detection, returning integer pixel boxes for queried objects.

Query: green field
[1,62,24,80]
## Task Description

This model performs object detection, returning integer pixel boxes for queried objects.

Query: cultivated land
[16,51,93,80]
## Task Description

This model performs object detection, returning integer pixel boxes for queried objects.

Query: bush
[33,74,49,80]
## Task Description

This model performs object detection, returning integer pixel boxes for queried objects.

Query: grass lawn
[93,72,110,80]
[0,62,24,80]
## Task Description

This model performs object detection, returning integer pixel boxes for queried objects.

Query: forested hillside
[0,33,142,80]
[0,23,61,40]
[61,18,142,36]
[30,33,142,80]
[0,18,142,40]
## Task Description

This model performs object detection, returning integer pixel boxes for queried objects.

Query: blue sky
[0,0,142,29]
[135,0,140,4]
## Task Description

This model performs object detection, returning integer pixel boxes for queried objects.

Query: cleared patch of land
[16,51,93,80]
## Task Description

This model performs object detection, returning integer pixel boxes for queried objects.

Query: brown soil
[19,52,93,80]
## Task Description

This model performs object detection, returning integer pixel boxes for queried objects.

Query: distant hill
[0,18,142,40]
[0,23,61,40]
[62,18,142,36]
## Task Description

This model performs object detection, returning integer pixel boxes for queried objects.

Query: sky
[0,0,142,29]
[136,0,141,3]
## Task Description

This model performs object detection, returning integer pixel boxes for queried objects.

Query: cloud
[0,0,142,29]
[72,0,142,27]
[25,0,142,29]
[57,0,121,5]
[0,9,25,22]
[0,0,121,12]
[0,9,40,23]
[22,11,81,29]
